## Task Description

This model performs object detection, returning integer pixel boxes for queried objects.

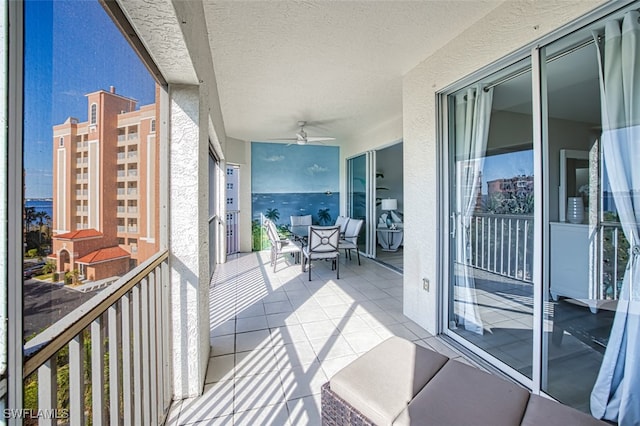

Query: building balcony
[127,152,138,160]
[127,188,138,196]
[127,170,138,178]
[117,225,126,232]
[75,190,88,197]
[128,133,139,140]
[21,249,446,426]
[127,226,138,233]
[127,207,138,214]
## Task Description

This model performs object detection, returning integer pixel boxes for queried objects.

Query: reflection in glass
[449,59,534,378]
[348,154,367,253]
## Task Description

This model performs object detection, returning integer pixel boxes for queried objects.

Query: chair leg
[356,249,360,265]
[308,259,312,281]
[273,254,278,273]
[336,255,340,279]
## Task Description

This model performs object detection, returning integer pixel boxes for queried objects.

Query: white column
[169,85,210,398]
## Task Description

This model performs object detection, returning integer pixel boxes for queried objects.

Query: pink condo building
[48,86,160,282]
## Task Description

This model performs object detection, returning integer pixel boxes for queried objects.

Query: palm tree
[317,208,332,225]
[265,208,280,223]
[35,211,51,244]
[24,206,36,231]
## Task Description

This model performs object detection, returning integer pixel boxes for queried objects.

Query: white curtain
[591,10,640,426]
[453,85,493,335]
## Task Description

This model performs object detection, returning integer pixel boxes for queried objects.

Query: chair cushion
[393,359,530,426]
[330,337,449,426]
[521,394,607,426]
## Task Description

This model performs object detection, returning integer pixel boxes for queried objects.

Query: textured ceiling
[203,1,504,144]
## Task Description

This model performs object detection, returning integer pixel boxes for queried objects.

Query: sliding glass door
[444,4,640,420]
[447,58,535,381]
[347,152,377,257]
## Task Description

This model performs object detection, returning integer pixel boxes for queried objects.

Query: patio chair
[339,218,363,265]
[290,214,312,227]
[265,219,301,272]
[334,216,350,236]
[302,225,340,281]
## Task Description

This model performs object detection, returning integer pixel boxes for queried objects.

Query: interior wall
[402,0,605,334]
[340,115,403,216]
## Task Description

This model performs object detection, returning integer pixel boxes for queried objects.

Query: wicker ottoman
[321,336,448,426]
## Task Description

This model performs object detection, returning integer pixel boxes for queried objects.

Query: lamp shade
[381,199,397,211]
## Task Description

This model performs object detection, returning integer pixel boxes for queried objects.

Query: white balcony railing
[117,188,126,195]
[128,170,138,177]
[117,225,126,232]
[23,251,172,425]
[128,188,138,196]
[117,152,126,160]
[464,215,629,296]
[599,222,629,300]
[465,213,534,283]
[128,207,138,214]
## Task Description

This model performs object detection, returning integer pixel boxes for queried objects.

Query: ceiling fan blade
[306,136,336,142]
[267,137,298,141]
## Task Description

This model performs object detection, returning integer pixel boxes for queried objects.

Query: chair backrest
[264,219,277,244]
[291,215,312,227]
[334,216,350,233]
[307,225,340,254]
[343,219,364,244]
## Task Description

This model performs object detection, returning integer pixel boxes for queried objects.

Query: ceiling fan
[272,121,336,145]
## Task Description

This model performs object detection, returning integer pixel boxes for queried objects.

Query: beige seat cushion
[393,359,530,426]
[521,394,607,426]
[330,336,449,426]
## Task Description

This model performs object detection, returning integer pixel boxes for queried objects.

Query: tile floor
[166,251,468,425]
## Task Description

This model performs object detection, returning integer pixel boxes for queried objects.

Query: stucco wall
[402,0,605,334]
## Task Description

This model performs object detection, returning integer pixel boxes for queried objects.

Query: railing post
[69,333,85,426]
[37,358,57,426]
[108,303,120,426]
[122,293,133,426]
[91,315,105,426]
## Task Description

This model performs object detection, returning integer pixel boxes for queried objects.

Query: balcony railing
[128,207,138,214]
[117,153,126,160]
[128,170,138,177]
[465,214,629,298]
[118,225,126,232]
[128,133,139,140]
[23,251,172,425]
[128,188,138,196]
[599,222,629,300]
[465,213,534,283]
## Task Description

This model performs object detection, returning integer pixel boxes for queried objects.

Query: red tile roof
[76,246,130,264]
[54,229,103,240]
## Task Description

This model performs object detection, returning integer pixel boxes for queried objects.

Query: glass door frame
[346,150,377,259]
[437,0,634,398]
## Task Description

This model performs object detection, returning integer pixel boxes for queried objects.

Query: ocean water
[25,199,53,218]
[252,192,340,226]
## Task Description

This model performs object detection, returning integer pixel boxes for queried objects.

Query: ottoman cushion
[393,359,530,426]
[330,336,449,426]
[521,394,607,426]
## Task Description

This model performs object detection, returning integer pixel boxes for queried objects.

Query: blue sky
[24,0,155,198]
[482,150,533,193]
[252,142,340,193]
